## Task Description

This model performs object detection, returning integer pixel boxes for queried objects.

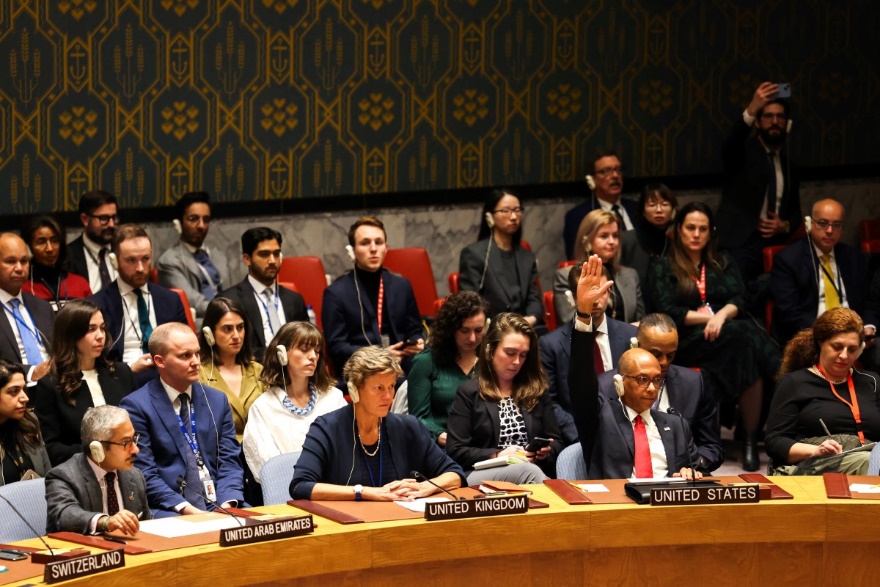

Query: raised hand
[576,255,614,321]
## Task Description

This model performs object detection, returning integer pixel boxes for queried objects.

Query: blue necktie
[9,299,43,364]
[179,394,207,510]
[134,289,152,354]
[193,249,221,298]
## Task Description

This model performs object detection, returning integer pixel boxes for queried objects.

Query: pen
[819,418,832,438]
[102,535,127,545]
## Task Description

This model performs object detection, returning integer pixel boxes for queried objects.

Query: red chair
[762,245,787,335]
[149,268,159,284]
[383,247,439,318]
[558,260,576,269]
[433,297,447,315]
[448,272,460,295]
[278,256,328,330]
[520,240,531,251]
[542,291,557,332]
[860,217,880,244]
[169,288,196,333]
[278,281,298,292]
[861,239,880,254]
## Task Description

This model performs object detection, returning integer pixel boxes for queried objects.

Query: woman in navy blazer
[32,300,135,466]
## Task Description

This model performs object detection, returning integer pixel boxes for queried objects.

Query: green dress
[407,349,475,440]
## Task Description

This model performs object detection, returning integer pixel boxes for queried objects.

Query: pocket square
[663,427,671,431]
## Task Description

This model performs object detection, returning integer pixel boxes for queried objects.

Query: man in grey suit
[46,405,150,535]
[157,192,229,321]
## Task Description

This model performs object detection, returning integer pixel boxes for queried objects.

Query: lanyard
[253,285,280,336]
[817,257,846,303]
[816,363,866,445]
[360,441,383,487]
[691,263,707,304]
[2,301,40,341]
[175,397,204,465]
[376,276,384,333]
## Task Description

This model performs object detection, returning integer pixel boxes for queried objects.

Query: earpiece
[172,219,182,235]
[484,212,495,229]
[278,251,283,263]
[858,341,866,358]
[345,245,355,262]
[276,344,288,367]
[630,337,639,349]
[585,174,596,190]
[347,380,360,403]
[564,290,575,309]
[202,326,215,347]
[669,208,676,222]
[582,234,592,255]
[107,252,118,271]
[804,216,812,232]
[786,119,793,133]
[89,441,105,464]
[613,374,625,398]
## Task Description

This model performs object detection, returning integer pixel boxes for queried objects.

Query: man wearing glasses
[46,405,151,535]
[68,190,119,294]
[718,82,802,284]
[770,199,876,343]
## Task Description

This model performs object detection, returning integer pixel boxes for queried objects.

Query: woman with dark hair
[408,291,489,445]
[0,359,50,486]
[197,297,264,439]
[766,308,880,474]
[22,215,92,309]
[459,188,542,327]
[32,300,135,466]
[645,202,779,471]
[446,313,562,484]
[243,322,346,482]
[620,182,679,285]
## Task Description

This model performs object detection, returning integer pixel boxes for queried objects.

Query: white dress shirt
[82,369,106,407]
[116,280,158,364]
[0,288,48,363]
[82,234,117,294]
[248,275,286,345]
[85,455,123,534]
[597,197,634,230]
[594,316,612,372]
[623,404,668,479]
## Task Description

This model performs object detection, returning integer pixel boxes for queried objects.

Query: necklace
[358,422,381,457]
[812,364,849,385]
[281,384,317,417]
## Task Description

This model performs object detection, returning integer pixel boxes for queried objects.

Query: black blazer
[458,238,543,320]
[0,292,54,369]
[66,235,91,282]
[445,379,562,477]
[219,278,307,361]
[32,362,136,466]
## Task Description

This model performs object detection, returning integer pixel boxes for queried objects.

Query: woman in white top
[243,321,346,483]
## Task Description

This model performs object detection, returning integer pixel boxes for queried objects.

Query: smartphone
[0,550,28,561]
[404,339,420,346]
[524,437,551,453]
[776,83,791,99]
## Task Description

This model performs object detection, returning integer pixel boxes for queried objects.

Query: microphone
[0,492,57,559]
[176,475,243,526]
[410,470,464,501]
[665,407,702,483]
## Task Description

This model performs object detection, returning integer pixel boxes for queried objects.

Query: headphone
[629,337,639,349]
[584,175,596,190]
[564,290,575,310]
[202,326,215,347]
[276,344,288,366]
[107,252,118,271]
[484,212,495,229]
[347,380,360,403]
[346,243,373,345]
[172,219,182,235]
[89,440,105,464]
[804,216,812,232]
[613,373,625,398]
[345,245,355,262]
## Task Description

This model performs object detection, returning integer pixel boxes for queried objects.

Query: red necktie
[633,415,653,478]
[593,335,605,374]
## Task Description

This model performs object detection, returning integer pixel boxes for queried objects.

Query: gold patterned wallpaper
[0,0,875,214]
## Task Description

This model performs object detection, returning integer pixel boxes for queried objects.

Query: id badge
[697,303,714,315]
[381,335,390,348]
[198,465,217,502]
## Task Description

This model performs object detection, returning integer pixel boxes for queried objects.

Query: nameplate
[219,515,314,547]
[650,485,760,506]
[44,548,125,584]
[425,495,529,521]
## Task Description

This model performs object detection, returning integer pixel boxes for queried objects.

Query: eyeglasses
[622,374,665,389]
[102,433,140,450]
[595,166,623,177]
[88,214,118,226]
[811,218,844,231]
[493,207,524,216]
[185,215,211,224]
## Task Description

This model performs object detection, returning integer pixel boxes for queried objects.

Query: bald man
[770,198,876,343]
[568,256,700,479]
[0,233,54,381]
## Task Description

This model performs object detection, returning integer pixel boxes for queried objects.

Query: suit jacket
[553,265,644,325]
[66,235,90,284]
[718,119,801,250]
[32,362,136,466]
[119,379,244,516]
[198,361,264,439]
[770,238,875,342]
[0,292,54,369]
[445,380,562,477]
[219,278,307,362]
[321,268,422,372]
[459,239,543,321]
[88,281,188,362]
[569,328,698,479]
[598,365,723,472]
[563,197,639,260]
[157,243,230,319]
[45,453,151,533]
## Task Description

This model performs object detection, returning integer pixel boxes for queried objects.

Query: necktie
[105,471,120,516]
[193,249,221,298]
[134,289,152,353]
[633,415,653,478]
[9,299,43,364]
[821,254,840,309]
[593,332,606,374]
[263,288,281,333]
[611,204,625,228]
[98,248,112,288]
[178,394,208,510]
[767,152,779,215]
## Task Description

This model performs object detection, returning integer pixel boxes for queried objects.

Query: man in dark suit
[46,405,150,534]
[157,192,229,321]
[67,190,119,293]
[570,256,700,479]
[0,233,54,382]
[540,262,636,445]
[718,82,801,284]
[120,323,244,517]
[598,314,723,472]
[322,217,424,374]
[89,225,187,386]
[219,226,307,361]
[770,199,876,343]
[563,151,638,259]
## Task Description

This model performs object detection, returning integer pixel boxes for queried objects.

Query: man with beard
[157,192,229,321]
[67,190,119,293]
[563,151,637,260]
[219,227,307,360]
[718,82,801,284]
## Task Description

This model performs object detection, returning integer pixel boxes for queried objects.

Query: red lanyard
[691,263,707,304]
[816,363,866,445]
[376,276,384,333]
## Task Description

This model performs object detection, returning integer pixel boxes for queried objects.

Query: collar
[160,378,192,405]
[181,241,199,255]
[117,279,149,298]
[82,233,109,256]
[812,242,836,261]
[597,197,622,211]
[623,403,654,426]
[0,289,23,307]
[594,315,608,335]
[86,452,114,480]
[247,274,274,295]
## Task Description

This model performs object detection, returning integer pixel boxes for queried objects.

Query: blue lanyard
[175,397,202,463]
[2,302,40,341]
[360,441,383,487]
[252,285,280,336]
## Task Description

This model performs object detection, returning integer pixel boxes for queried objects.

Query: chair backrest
[260,451,302,506]
[543,291,557,332]
[383,248,439,318]
[558,260,576,269]
[556,443,586,480]
[0,478,47,542]
[860,217,880,244]
[390,379,408,415]
[861,239,880,254]
[762,244,787,273]
[868,443,880,475]
[149,267,159,284]
[169,288,197,332]
[433,297,447,315]
[278,256,328,329]
[448,272,460,295]
[520,240,531,252]
[278,281,298,293]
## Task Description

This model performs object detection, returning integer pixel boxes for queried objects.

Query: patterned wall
[0,0,876,215]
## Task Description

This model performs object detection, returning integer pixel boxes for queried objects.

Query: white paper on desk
[393,497,448,513]
[576,483,610,493]
[626,477,691,484]
[138,516,246,537]
[849,483,880,494]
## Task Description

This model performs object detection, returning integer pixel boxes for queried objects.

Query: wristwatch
[354,484,364,501]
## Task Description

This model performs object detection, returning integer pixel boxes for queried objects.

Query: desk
[6,477,880,586]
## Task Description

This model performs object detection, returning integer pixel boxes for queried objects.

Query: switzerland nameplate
[425,495,528,521]
[650,485,760,506]
[220,515,314,547]
[44,549,125,584]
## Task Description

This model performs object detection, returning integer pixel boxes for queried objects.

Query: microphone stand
[177,476,244,526]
